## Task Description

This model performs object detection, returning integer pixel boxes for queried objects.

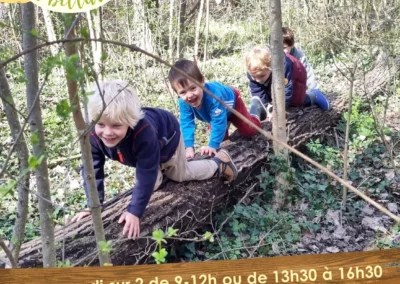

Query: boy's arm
[179,98,196,148]
[208,100,228,149]
[126,126,160,218]
[82,133,106,207]
[300,55,319,90]
[284,56,294,108]
[247,72,269,104]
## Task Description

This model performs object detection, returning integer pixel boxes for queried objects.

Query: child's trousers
[153,132,218,190]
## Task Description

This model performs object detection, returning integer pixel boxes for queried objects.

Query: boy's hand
[266,104,273,122]
[118,212,140,238]
[268,112,273,122]
[200,146,217,156]
[185,147,195,159]
[70,211,91,223]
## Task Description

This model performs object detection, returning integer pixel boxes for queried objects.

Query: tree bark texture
[64,25,111,266]
[1,58,395,268]
[0,67,30,264]
[194,0,204,62]
[22,2,56,268]
[41,8,57,56]
[269,0,287,154]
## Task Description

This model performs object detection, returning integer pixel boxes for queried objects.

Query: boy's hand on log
[185,147,195,159]
[70,211,91,223]
[200,146,217,157]
[118,212,140,238]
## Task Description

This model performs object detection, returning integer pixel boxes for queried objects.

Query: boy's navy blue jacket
[247,52,307,107]
[82,107,181,218]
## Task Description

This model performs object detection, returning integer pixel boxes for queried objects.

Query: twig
[342,61,358,208]
[0,237,17,268]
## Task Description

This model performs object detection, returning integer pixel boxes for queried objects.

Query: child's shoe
[214,149,238,183]
[311,89,331,111]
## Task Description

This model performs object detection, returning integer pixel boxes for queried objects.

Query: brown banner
[1,248,400,284]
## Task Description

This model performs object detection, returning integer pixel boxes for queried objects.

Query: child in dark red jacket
[245,46,330,119]
[70,80,238,238]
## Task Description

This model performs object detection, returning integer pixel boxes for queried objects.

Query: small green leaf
[152,248,168,264]
[202,231,214,242]
[31,130,40,145]
[56,99,74,118]
[0,181,16,198]
[166,227,178,237]
[101,52,108,62]
[152,229,165,243]
[30,29,39,37]
[98,240,113,253]
[80,26,89,39]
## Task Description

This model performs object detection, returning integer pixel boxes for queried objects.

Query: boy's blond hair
[88,80,144,127]
[245,46,272,74]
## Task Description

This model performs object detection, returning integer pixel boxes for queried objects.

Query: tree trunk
[194,0,205,62]
[3,57,396,268]
[87,9,103,80]
[22,2,56,268]
[41,8,57,56]
[0,67,30,265]
[176,0,187,59]
[203,0,210,65]
[168,0,174,63]
[63,22,111,266]
[269,0,289,209]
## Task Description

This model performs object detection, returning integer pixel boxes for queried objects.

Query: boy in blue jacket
[70,80,238,238]
[246,46,330,121]
[168,59,267,159]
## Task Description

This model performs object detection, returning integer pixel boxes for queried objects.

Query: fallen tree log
[1,57,397,268]
[8,93,344,268]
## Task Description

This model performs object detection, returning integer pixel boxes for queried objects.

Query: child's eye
[97,123,104,127]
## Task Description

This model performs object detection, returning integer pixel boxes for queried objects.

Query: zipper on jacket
[117,147,124,163]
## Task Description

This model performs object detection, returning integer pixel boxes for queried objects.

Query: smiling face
[95,117,129,147]
[173,79,205,109]
[249,69,272,84]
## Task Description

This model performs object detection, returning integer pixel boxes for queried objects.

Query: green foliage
[28,155,45,170]
[57,259,72,267]
[98,240,113,254]
[152,248,168,264]
[150,227,214,264]
[0,180,17,199]
[203,203,302,260]
[307,139,342,169]
[56,99,75,118]
[375,224,400,250]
